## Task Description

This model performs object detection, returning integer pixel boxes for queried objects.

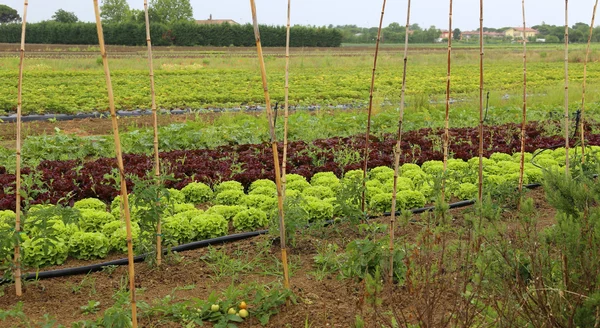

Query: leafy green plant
[214,180,244,194]
[205,205,246,221]
[73,198,107,212]
[190,214,228,240]
[181,182,213,204]
[301,196,334,222]
[68,232,110,260]
[80,300,101,315]
[232,208,269,231]
[214,190,246,206]
[79,209,114,232]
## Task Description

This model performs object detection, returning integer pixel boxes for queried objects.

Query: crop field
[0,41,599,328]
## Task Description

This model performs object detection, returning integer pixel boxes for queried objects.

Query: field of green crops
[1,44,600,115]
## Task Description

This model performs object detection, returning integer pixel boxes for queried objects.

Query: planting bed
[0,187,560,327]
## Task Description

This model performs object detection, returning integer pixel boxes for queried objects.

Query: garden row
[1,143,594,270]
[0,122,598,210]
[1,60,600,113]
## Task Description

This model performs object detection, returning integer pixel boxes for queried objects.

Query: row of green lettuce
[0,146,595,270]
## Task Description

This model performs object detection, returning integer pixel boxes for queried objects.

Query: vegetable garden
[2,0,600,327]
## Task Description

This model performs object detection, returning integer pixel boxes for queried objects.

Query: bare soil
[0,188,556,327]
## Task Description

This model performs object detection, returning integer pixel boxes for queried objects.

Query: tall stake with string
[517,0,528,210]
[93,1,138,326]
[361,0,387,212]
[249,0,290,289]
[442,0,453,201]
[389,0,411,284]
[282,0,291,193]
[143,0,162,265]
[564,0,570,173]
[580,0,598,162]
[477,0,484,204]
[13,0,28,297]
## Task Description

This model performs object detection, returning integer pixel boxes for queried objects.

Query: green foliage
[22,236,68,268]
[166,188,186,204]
[249,186,277,197]
[190,214,228,240]
[249,179,276,192]
[181,182,213,204]
[214,189,245,206]
[310,172,340,190]
[205,205,246,221]
[79,209,114,232]
[398,190,426,209]
[108,223,141,253]
[341,237,405,281]
[161,210,203,245]
[149,0,193,24]
[301,196,334,222]
[286,179,311,192]
[0,210,15,225]
[242,194,277,215]
[74,198,107,212]
[214,181,244,194]
[166,203,196,216]
[302,186,335,200]
[369,193,393,214]
[52,9,79,23]
[0,4,20,24]
[454,182,478,200]
[100,0,132,23]
[232,208,269,231]
[68,232,110,260]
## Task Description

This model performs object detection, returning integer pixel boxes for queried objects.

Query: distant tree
[0,4,21,24]
[149,0,193,24]
[100,0,131,23]
[545,35,560,43]
[570,29,584,43]
[52,9,78,23]
[129,9,146,24]
[453,28,461,40]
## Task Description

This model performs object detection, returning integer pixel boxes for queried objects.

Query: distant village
[439,27,544,42]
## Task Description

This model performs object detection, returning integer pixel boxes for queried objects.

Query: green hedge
[0,22,342,47]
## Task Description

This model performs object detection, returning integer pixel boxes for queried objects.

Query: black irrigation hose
[0,230,268,285]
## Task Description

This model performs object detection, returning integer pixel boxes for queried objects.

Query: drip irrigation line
[0,230,268,285]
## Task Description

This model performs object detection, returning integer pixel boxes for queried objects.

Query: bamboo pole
[93,1,138,326]
[442,0,453,201]
[518,0,528,208]
[143,0,162,266]
[389,0,411,285]
[249,0,290,289]
[564,0,570,173]
[361,0,387,212]
[282,0,291,194]
[580,0,598,162]
[13,0,28,297]
[477,0,484,203]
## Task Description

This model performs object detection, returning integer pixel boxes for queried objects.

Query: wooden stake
[580,0,598,162]
[361,0,387,212]
[518,0,528,209]
[249,0,290,289]
[478,0,484,203]
[13,0,28,297]
[93,1,138,326]
[389,0,411,285]
[442,0,453,201]
[143,0,162,266]
[282,0,291,194]
[564,0,570,173]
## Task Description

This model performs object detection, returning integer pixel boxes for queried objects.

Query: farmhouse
[504,27,538,39]
[196,14,239,25]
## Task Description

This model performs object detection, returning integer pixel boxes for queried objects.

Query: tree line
[0,0,341,47]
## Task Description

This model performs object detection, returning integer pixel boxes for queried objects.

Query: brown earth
[0,187,557,328]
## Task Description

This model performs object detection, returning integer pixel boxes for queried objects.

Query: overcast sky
[1,0,597,30]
